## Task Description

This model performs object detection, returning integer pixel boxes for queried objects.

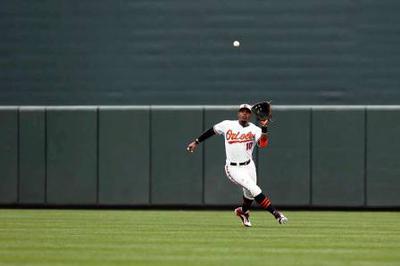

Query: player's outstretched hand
[259,119,269,127]
[186,141,198,153]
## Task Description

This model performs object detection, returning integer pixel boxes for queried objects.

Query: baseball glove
[251,101,272,121]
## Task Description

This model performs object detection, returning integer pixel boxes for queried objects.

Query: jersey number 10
[246,142,253,151]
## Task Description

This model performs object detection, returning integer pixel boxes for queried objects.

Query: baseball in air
[233,40,240,47]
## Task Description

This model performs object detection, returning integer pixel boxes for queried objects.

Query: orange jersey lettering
[226,129,255,144]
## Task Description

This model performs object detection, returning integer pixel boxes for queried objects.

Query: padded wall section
[46,108,97,205]
[258,108,311,206]
[0,108,18,203]
[151,108,203,205]
[366,108,400,206]
[98,107,150,205]
[312,108,365,206]
[0,105,399,208]
[18,107,45,204]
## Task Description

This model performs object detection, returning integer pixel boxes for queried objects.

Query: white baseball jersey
[213,120,262,164]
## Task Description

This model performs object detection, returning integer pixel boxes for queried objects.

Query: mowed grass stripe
[0,210,399,266]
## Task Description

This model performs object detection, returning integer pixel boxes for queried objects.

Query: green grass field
[0,210,399,266]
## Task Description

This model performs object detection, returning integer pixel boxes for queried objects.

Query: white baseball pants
[224,160,262,200]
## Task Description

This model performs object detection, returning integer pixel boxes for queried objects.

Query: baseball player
[186,104,288,227]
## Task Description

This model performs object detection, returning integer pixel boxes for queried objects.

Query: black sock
[241,196,253,213]
[254,193,279,216]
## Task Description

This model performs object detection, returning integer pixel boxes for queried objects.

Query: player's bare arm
[186,127,216,153]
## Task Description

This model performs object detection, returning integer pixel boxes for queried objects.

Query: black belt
[230,160,251,166]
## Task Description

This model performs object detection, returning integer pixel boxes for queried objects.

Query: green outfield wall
[0,106,399,208]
